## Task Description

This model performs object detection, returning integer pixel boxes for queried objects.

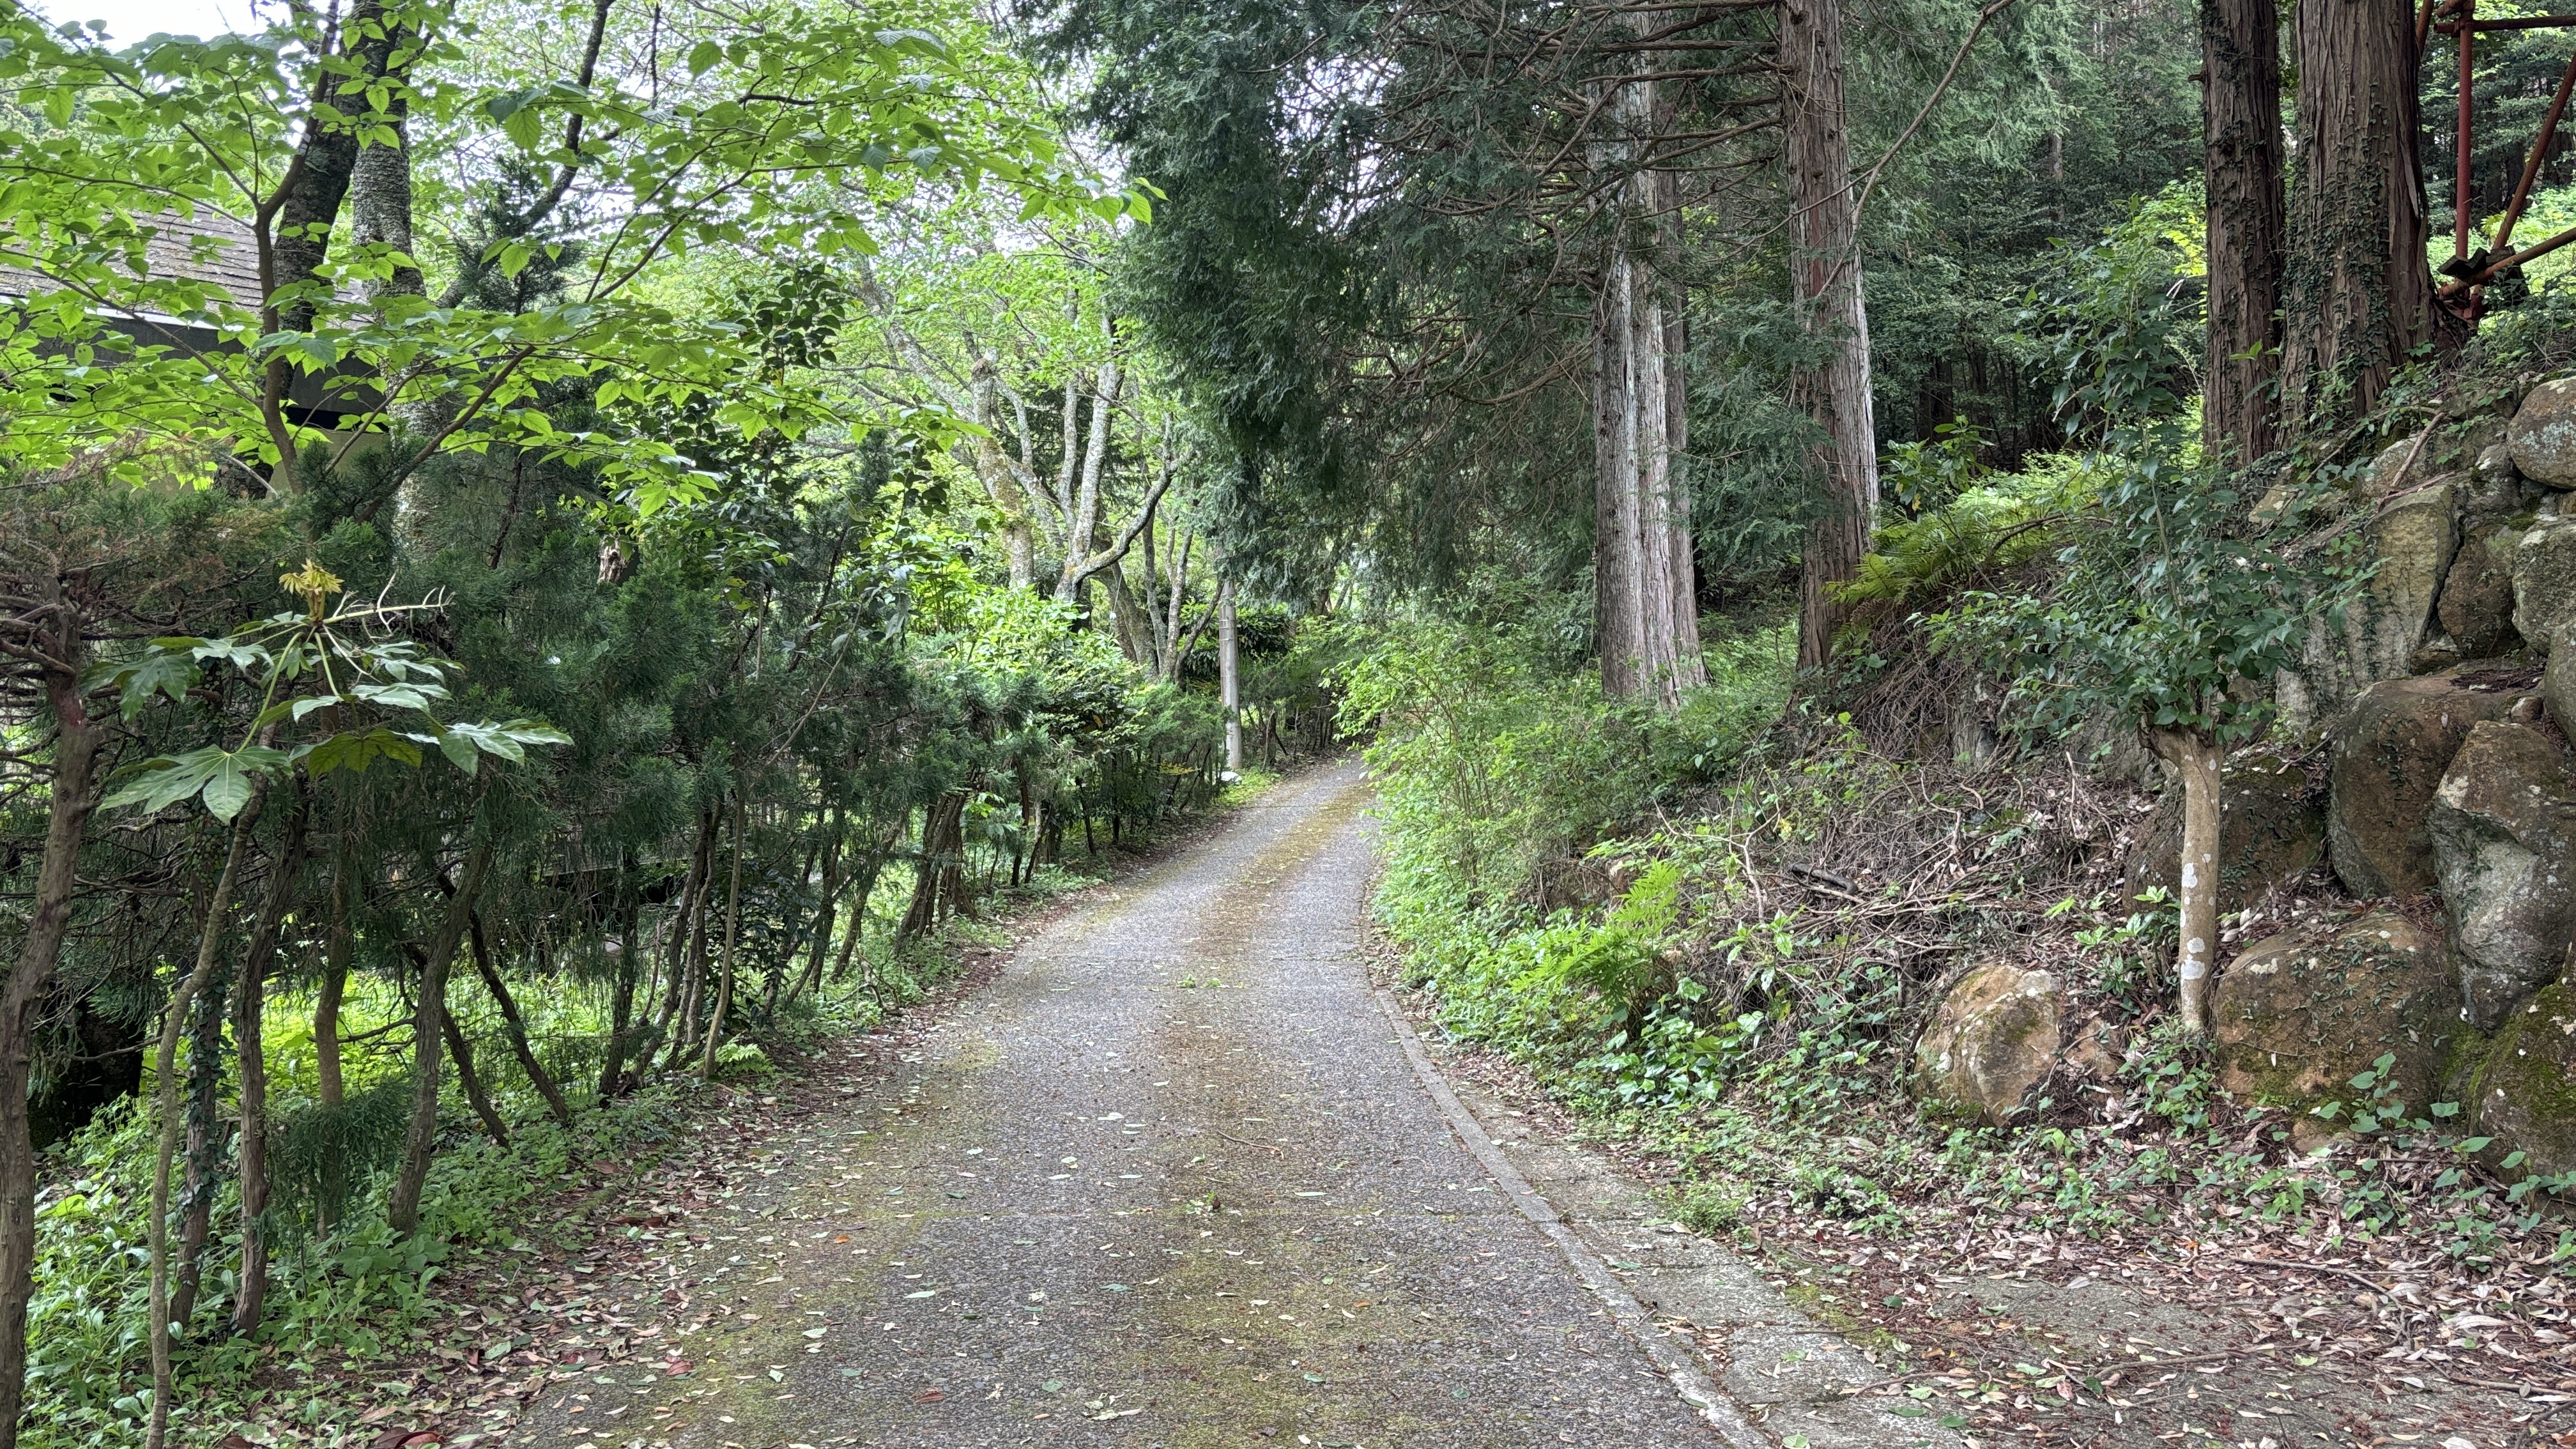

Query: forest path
[515,761,1773,1448]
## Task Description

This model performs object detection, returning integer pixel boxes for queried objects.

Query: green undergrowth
[20,813,1190,1448]
[1355,609,2576,1285]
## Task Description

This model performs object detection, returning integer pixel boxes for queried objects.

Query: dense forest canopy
[3,0,2575,1439]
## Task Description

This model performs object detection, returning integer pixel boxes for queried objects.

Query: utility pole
[1218,580,1243,773]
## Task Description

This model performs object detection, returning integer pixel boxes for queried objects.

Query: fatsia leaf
[102,744,288,818]
[349,682,438,710]
[101,754,211,814]
[190,638,267,671]
[301,726,423,776]
[437,728,479,774]
[199,756,256,821]
[432,717,572,767]
[91,647,201,718]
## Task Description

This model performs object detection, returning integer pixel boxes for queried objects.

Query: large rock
[2359,480,2462,671]
[2437,523,2528,661]
[2467,417,2549,526]
[1913,963,2062,1126]
[2548,629,2576,732]
[2364,436,2431,497]
[2465,981,2576,1183]
[2212,912,2467,1116]
[2375,417,2503,498]
[2430,720,2576,1028]
[2515,511,2576,654]
[2442,414,2511,473]
[2508,376,2576,489]
[2298,480,2461,707]
[2255,417,2488,533]
[2327,668,2526,898]
[2122,749,2325,913]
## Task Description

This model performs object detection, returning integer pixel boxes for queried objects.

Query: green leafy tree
[1936,206,2360,1032]
[0,0,1145,509]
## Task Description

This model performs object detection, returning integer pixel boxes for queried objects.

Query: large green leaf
[298,728,424,778]
[102,744,290,820]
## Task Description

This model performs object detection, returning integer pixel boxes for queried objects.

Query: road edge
[1371,987,1775,1449]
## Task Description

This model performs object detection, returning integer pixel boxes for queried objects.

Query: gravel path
[519,761,1754,1448]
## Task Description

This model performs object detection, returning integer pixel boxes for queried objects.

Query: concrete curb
[1374,988,1775,1448]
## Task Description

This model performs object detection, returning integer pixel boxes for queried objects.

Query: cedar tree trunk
[2280,0,2438,433]
[2200,0,2287,463]
[1591,54,1706,709]
[1783,0,1880,675]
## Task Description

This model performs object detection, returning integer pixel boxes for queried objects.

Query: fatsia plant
[92,558,566,1449]
[97,560,567,820]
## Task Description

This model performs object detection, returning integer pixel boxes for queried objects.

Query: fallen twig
[1823,1345,2273,1402]
[2223,1254,2389,1291]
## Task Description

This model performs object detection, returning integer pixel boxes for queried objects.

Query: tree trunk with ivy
[2200,0,2286,463]
[2280,0,2437,433]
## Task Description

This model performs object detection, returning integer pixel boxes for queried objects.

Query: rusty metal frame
[2428,0,2576,318]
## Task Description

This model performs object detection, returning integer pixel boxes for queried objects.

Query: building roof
[0,206,266,312]
[1,208,380,424]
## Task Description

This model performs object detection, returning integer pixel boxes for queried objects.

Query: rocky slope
[1918,374,2576,1181]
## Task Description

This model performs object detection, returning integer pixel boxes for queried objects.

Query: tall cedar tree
[2281,0,2441,431]
[2199,0,2285,464]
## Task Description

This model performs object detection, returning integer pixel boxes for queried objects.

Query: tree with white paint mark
[1933,211,2366,1032]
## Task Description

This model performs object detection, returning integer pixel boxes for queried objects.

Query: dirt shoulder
[1394,1017,2573,1449]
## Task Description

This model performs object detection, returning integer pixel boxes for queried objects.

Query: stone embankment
[1918,376,2576,1176]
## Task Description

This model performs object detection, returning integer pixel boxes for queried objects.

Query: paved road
[546,761,1727,1448]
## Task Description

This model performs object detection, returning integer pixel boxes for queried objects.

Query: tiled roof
[0,206,266,312]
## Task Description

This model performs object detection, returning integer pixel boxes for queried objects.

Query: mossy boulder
[2430,720,2576,1029]
[2327,668,2527,898]
[2515,510,2576,654]
[1912,962,2062,1127]
[2299,480,2461,706]
[2121,749,2324,913]
[2547,629,2576,733]
[2508,376,2576,489]
[2465,981,2576,1182]
[2436,523,2527,663]
[2212,913,2465,1114]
